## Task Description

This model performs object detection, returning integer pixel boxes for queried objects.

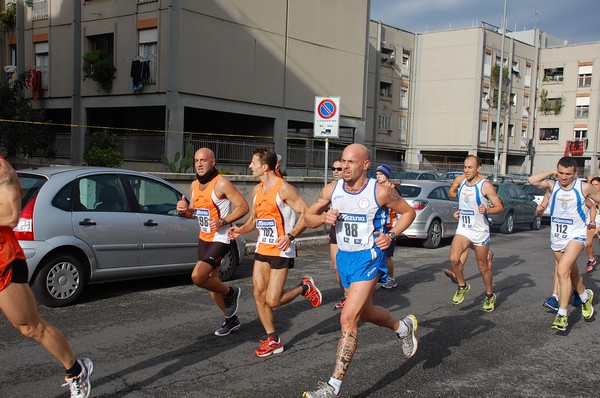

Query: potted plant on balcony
[83,50,116,91]
[0,2,16,30]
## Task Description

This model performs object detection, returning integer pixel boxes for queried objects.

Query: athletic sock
[579,290,590,303]
[552,293,559,300]
[557,307,568,316]
[328,377,342,395]
[66,359,82,378]
[395,319,408,336]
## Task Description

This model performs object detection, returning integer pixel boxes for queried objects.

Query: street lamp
[493,0,508,181]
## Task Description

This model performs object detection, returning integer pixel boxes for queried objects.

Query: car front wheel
[31,254,86,307]
[423,219,442,249]
[531,216,541,230]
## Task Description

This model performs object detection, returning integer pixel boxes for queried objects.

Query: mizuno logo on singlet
[551,217,573,225]
[339,213,367,223]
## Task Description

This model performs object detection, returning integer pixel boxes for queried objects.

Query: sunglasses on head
[332,167,342,171]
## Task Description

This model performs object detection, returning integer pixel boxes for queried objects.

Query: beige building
[1,0,369,173]
[534,42,600,175]
[2,1,599,176]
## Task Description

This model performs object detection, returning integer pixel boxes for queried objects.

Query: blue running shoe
[543,296,559,311]
[573,289,582,307]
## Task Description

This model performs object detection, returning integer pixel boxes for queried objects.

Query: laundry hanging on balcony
[565,140,585,156]
[26,68,43,102]
[130,59,150,91]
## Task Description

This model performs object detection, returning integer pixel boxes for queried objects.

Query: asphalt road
[1,224,599,398]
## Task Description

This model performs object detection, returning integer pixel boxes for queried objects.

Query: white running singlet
[331,178,387,252]
[549,179,587,251]
[455,178,490,245]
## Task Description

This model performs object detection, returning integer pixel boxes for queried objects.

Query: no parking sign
[314,96,340,138]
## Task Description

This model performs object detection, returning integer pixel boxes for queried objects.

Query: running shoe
[302,276,322,308]
[302,381,339,398]
[397,314,418,358]
[581,289,595,320]
[381,276,398,289]
[63,358,94,398]
[255,336,284,357]
[452,283,470,304]
[223,286,241,318]
[214,316,240,337]
[551,314,568,331]
[573,290,582,307]
[543,296,559,311]
[585,258,597,273]
[333,296,346,310]
[482,293,496,312]
[487,251,494,269]
[443,268,458,284]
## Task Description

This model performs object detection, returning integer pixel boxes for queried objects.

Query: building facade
[2,1,599,176]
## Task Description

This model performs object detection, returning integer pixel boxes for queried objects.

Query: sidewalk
[243,227,329,255]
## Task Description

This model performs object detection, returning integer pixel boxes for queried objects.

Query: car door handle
[79,218,97,226]
[144,220,158,227]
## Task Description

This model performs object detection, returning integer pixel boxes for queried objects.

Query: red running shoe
[255,336,284,357]
[301,276,322,307]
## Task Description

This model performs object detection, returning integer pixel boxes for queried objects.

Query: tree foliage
[0,72,55,162]
[83,129,123,167]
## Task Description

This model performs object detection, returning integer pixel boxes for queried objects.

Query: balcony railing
[32,0,48,20]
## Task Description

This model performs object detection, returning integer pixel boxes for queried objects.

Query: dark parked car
[487,181,541,234]
[397,181,459,248]
[15,166,246,307]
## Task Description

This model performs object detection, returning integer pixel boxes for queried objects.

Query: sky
[370,0,600,45]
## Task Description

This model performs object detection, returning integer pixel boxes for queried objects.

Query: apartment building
[365,21,415,166]
[1,0,368,173]
[2,2,598,176]
[534,42,600,174]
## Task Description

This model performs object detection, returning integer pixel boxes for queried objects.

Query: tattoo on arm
[333,330,358,380]
[387,186,401,201]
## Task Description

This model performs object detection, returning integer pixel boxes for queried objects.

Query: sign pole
[324,138,329,186]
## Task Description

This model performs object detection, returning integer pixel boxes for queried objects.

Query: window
[379,82,392,97]
[483,52,492,77]
[540,128,559,141]
[76,175,128,212]
[125,175,181,216]
[10,44,16,65]
[510,93,516,107]
[575,96,590,118]
[578,65,592,87]
[400,88,408,108]
[574,129,587,140]
[482,88,489,110]
[34,42,48,89]
[509,124,514,138]
[521,127,528,148]
[525,64,532,87]
[479,119,488,144]
[543,67,563,82]
[401,51,410,76]
[398,117,406,132]
[32,0,48,20]
[138,28,158,83]
[88,33,114,61]
[512,61,520,75]
[378,115,392,131]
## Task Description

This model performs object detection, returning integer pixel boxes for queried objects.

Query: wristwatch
[388,232,397,240]
[287,232,296,241]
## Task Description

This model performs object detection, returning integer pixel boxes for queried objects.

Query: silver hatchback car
[15,166,245,307]
[397,180,459,248]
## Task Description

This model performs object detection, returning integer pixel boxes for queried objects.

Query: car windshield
[17,173,47,208]
[398,185,422,198]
